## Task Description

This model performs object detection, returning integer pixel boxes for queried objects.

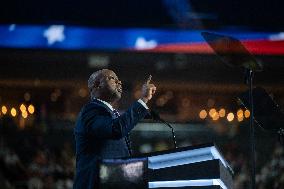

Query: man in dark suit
[73,69,156,189]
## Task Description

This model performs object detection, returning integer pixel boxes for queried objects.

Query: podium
[99,143,233,189]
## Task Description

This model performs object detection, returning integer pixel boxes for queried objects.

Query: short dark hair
[88,69,109,98]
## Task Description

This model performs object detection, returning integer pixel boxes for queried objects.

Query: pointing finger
[146,75,152,85]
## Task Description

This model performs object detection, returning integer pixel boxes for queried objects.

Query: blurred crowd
[221,141,284,189]
[0,125,283,189]
[0,132,75,189]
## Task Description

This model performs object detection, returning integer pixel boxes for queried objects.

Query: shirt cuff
[137,99,149,109]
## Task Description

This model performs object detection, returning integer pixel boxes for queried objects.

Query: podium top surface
[134,143,216,158]
[132,143,233,175]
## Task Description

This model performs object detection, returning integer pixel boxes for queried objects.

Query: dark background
[0,1,284,188]
[0,0,283,30]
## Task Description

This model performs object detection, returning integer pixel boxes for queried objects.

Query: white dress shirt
[95,98,149,112]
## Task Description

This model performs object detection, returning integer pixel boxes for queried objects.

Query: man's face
[99,70,122,101]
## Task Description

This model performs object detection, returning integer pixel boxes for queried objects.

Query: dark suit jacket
[73,99,148,189]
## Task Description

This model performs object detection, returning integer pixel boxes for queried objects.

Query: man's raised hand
[141,75,156,104]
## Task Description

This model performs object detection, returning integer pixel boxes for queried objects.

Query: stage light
[237,109,244,118]
[209,108,217,118]
[28,105,35,114]
[244,110,250,118]
[238,116,244,122]
[199,110,207,119]
[20,104,27,112]
[227,113,234,122]
[2,106,7,115]
[212,112,220,121]
[11,108,17,117]
[22,111,28,119]
[219,108,226,118]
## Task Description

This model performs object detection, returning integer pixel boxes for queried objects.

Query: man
[73,69,156,189]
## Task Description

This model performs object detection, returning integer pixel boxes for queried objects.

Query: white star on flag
[269,32,284,41]
[135,37,157,50]
[9,24,16,31]
[43,25,65,45]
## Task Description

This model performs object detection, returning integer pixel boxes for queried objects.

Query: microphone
[150,110,178,149]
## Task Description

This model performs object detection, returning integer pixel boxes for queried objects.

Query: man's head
[88,69,122,103]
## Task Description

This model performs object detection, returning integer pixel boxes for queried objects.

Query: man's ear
[93,80,101,89]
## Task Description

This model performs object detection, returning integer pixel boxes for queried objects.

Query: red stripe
[136,40,284,55]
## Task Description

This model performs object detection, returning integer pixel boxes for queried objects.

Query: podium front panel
[99,157,148,189]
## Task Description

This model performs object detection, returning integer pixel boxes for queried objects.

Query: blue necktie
[113,109,120,118]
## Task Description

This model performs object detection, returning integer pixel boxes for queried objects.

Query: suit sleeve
[81,101,149,139]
